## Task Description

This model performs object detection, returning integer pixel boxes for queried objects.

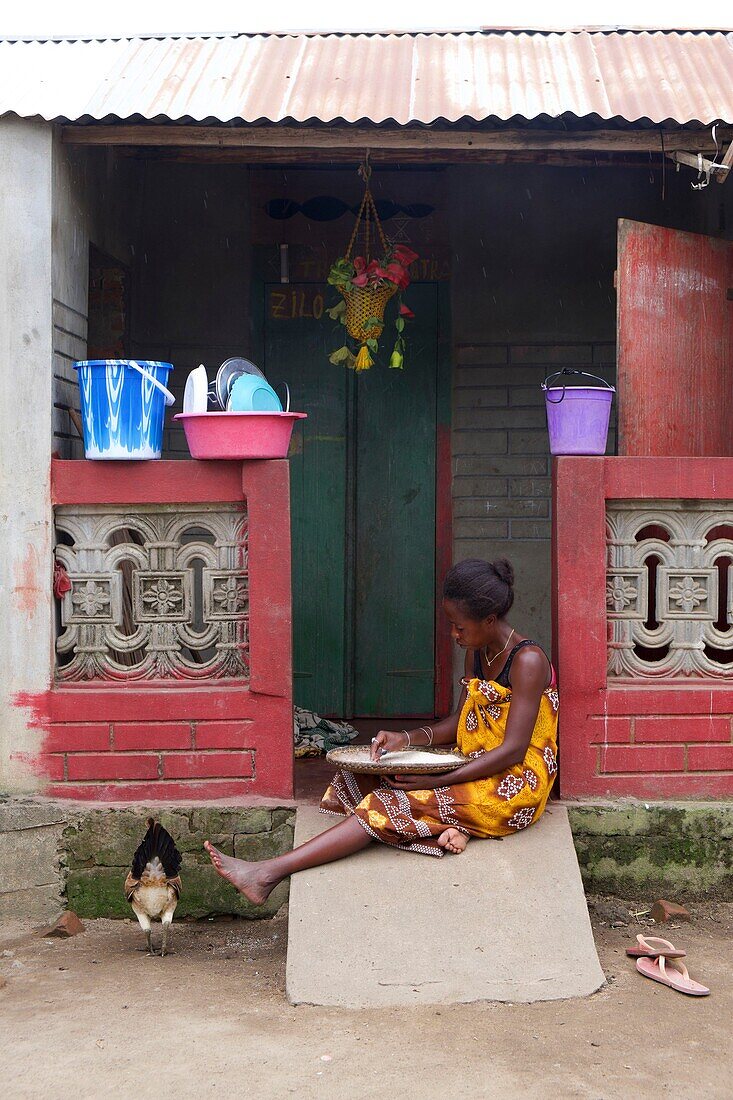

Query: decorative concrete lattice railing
[554,458,733,799]
[55,504,250,682]
[606,503,733,679]
[26,460,293,801]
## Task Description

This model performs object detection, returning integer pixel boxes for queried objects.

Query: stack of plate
[183,358,283,414]
[176,356,304,460]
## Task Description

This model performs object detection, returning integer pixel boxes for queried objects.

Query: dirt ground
[1,897,731,1100]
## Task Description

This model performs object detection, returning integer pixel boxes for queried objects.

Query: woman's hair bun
[443,557,515,619]
[491,558,515,589]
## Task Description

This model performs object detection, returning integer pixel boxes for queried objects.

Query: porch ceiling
[1,30,733,127]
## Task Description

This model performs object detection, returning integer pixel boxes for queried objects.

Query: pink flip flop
[626,934,686,960]
[636,955,710,996]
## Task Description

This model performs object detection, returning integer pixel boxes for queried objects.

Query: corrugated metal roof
[1,30,732,126]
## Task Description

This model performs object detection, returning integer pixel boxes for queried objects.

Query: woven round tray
[325,745,468,776]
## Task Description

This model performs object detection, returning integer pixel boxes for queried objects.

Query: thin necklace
[484,629,516,670]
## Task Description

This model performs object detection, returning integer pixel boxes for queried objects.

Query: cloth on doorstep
[320,644,559,856]
[294,706,359,758]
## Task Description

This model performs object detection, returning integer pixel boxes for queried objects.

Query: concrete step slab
[286,804,605,1007]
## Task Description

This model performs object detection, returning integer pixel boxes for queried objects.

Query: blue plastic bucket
[73,360,175,460]
[541,369,615,456]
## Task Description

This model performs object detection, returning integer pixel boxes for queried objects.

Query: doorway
[264,282,445,718]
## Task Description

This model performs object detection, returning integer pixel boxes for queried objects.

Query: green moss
[61,806,294,869]
[272,809,297,829]
[66,867,130,918]
[63,808,195,866]
[567,802,733,841]
[569,801,733,899]
[177,865,289,919]
[65,861,290,920]
[61,805,295,918]
[234,823,294,861]
[190,807,274,835]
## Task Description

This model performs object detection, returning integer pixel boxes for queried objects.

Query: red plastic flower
[350,257,391,287]
[384,262,410,290]
[393,245,418,266]
[366,261,388,282]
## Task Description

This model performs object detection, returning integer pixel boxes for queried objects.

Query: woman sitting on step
[205,558,559,904]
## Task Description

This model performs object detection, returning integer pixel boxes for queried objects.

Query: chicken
[124,818,182,956]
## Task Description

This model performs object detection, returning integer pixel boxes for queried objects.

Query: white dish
[183,365,209,414]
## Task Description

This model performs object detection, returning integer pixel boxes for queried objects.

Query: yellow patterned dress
[320,667,559,857]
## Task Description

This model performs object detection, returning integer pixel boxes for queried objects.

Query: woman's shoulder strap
[501,640,549,685]
[510,639,544,657]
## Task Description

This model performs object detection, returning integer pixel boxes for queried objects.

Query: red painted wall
[553,456,733,799]
[20,459,293,801]
[617,220,733,458]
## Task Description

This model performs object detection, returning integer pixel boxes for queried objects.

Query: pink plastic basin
[174,411,307,460]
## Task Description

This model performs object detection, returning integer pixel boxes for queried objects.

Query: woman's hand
[369,729,408,760]
[383,771,456,791]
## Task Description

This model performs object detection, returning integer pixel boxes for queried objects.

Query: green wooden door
[264,282,438,718]
[353,284,437,716]
[264,285,348,715]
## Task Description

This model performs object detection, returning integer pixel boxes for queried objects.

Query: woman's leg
[205,815,372,905]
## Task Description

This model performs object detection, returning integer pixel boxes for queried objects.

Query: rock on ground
[44,912,85,938]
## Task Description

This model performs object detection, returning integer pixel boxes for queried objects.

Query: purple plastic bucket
[542,370,615,455]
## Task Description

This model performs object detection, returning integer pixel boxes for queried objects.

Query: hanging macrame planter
[326,159,418,372]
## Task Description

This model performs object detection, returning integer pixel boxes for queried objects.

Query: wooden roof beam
[61,124,731,154]
[110,146,680,169]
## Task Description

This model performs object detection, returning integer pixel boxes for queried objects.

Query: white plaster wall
[0,118,54,791]
[0,125,143,789]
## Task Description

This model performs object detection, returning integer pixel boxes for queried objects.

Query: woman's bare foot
[437,828,469,854]
[204,841,278,905]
